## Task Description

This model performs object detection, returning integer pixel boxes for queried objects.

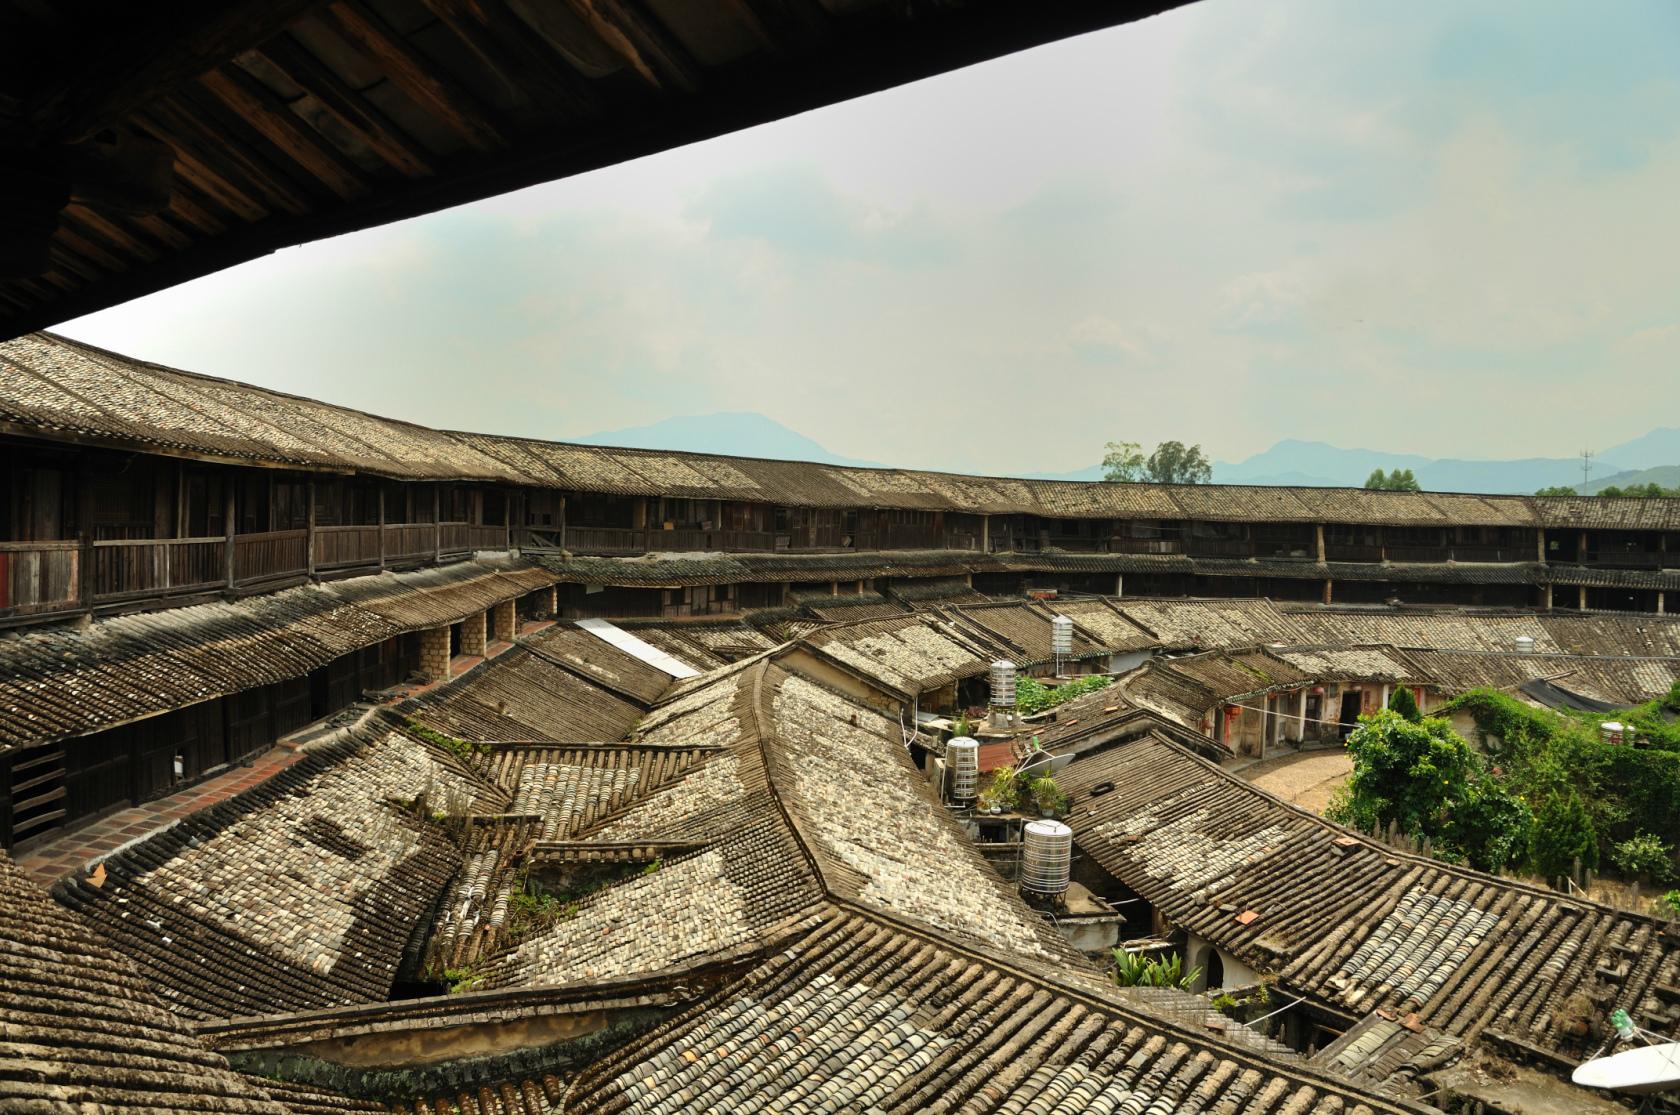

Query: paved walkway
[15,745,308,885]
[1232,746,1353,815]
[14,622,556,887]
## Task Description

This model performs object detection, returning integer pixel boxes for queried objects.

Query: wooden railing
[1324,543,1382,562]
[382,523,435,560]
[0,541,80,614]
[1111,537,1183,555]
[91,537,224,601]
[1384,544,1451,563]
[233,529,307,583]
[315,525,382,569]
[1576,550,1666,569]
[467,524,508,550]
[1449,545,1529,563]
[567,526,645,554]
[1184,538,1253,559]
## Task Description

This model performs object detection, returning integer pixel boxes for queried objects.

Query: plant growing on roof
[1111,950,1200,990]
[1027,775,1069,818]
[977,765,1021,813]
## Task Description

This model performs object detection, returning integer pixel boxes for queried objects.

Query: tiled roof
[1060,735,1680,1085]
[1045,597,1158,650]
[7,330,1643,527]
[52,722,493,1020]
[1398,649,1680,705]
[0,850,293,1114]
[517,626,676,705]
[798,614,994,694]
[0,557,556,750]
[1115,598,1308,649]
[560,905,1427,1115]
[1283,607,1680,657]
[406,647,646,744]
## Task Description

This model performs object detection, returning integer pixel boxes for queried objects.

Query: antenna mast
[1580,448,1594,490]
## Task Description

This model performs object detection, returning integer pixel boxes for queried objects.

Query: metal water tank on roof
[1021,819,1072,896]
[1514,635,1535,654]
[990,660,1017,709]
[946,737,979,804]
[1050,615,1074,660]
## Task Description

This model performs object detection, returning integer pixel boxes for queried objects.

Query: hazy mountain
[573,411,884,468]
[575,413,1677,494]
[1582,465,1680,494]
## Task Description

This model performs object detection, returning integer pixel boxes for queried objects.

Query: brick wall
[490,599,516,643]
[420,625,451,681]
[460,610,487,657]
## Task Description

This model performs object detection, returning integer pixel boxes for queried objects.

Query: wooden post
[1578,585,1588,611]
[1314,523,1326,563]
[433,484,441,564]
[305,477,316,578]
[76,457,94,615]
[377,485,386,572]
[558,494,566,553]
[1536,528,1547,564]
[1322,578,1333,605]
[223,473,236,590]
[1541,583,1552,610]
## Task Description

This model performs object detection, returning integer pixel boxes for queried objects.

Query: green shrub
[1611,832,1673,883]
[1387,686,1422,724]
[1532,792,1599,881]
[1017,674,1112,716]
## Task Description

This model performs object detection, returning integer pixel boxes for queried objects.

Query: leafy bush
[1026,775,1069,817]
[1658,890,1680,919]
[977,766,1021,812]
[443,965,481,994]
[403,717,485,763]
[1532,792,1599,881]
[1611,832,1673,883]
[1327,709,1531,871]
[1017,674,1112,716]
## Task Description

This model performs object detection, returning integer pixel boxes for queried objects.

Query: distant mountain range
[575,412,1680,496]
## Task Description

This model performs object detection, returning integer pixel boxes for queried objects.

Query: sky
[54,0,1680,476]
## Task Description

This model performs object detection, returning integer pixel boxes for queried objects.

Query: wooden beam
[22,0,329,143]
[256,36,436,179]
[565,0,702,93]
[420,0,601,120]
[196,65,369,201]
[318,1,508,152]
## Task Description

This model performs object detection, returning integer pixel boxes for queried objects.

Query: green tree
[1146,441,1212,485]
[1366,468,1421,491]
[1388,686,1422,723]
[1329,710,1479,837]
[1102,441,1145,482]
[1450,780,1533,874]
[1532,791,1599,881]
[1534,485,1578,497]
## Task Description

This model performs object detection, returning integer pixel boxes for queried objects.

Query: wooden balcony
[91,537,225,602]
[1184,538,1254,559]
[1449,545,1529,563]
[440,522,512,555]
[233,529,307,584]
[315,525,382,570]
[566,526,645,555]
[1572,550,1667,569]
[0,541,81,616]
[1384,544,1451,563]
[1324,543,1382,563]
[382,523,436,561]
[1111,537,1183,556]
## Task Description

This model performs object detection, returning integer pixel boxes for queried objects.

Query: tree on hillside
[1534,485,1578,497]
[1146,441,1212,485]
[1366,468,1421,491]
[1598,482,1680,499]
[1102,441,1146,482]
